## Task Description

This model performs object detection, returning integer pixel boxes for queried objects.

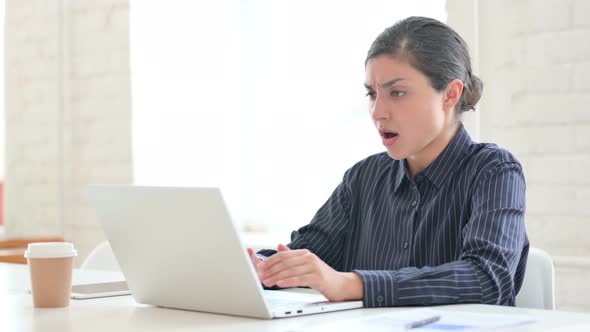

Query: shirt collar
[393,159,410,192]
[393,124,472,192]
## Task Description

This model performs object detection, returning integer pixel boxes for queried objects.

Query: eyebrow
[364,78,406,90]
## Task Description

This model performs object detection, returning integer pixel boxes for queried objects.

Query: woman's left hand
[258,244,363,302]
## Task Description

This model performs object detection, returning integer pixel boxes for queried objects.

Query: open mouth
[379,129,399,147]
[380,129,399,139]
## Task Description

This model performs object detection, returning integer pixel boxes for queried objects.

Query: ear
[443,79,464,113]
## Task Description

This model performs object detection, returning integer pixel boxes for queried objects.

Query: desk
[2,263,590,332]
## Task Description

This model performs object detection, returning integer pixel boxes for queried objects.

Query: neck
[406,123,460,178]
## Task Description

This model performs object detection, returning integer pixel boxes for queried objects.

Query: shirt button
[403,242,409,249]
[411,200,417,207]
[377,295,384,303]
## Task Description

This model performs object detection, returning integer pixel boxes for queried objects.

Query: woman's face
[365,55,454,161]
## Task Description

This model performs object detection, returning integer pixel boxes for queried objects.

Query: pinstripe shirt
[259,124,529,307]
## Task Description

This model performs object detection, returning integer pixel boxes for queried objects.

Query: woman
[247,16,528,307]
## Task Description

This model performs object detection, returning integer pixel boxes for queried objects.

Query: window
[131,0,446,234]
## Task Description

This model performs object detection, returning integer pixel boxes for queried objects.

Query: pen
[405,315,441,329]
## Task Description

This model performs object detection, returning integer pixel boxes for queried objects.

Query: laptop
[88,185,363,319]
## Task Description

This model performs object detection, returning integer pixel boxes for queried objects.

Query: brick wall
[448,0,590,312]
[4,0,132,264]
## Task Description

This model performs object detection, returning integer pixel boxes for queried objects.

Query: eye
[391,90,406,97]
[365,91,376,101]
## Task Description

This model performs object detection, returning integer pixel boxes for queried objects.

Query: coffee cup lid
[24,242,77,259]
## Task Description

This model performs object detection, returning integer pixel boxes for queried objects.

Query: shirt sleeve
[353,162,528,307]
[257,168,354,271]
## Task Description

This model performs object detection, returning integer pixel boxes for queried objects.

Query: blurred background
[0,0,588,312]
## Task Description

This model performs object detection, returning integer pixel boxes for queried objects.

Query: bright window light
[131,0,447,234]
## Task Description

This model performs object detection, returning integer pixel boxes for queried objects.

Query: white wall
[448,0,590,312]
[4,0,132,263]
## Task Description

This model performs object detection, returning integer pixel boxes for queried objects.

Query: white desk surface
[2,263,590,332]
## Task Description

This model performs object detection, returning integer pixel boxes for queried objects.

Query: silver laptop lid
[88,185,272,319]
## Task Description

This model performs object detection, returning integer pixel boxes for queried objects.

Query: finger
[259,243,290,269]
[260,249,309,270]
[260,250,307,273]
[247,248,265,279]
[247,248,258,265]
[261,263,314,286]
[260,253,310,280]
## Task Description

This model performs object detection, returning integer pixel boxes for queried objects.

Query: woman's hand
[253,244,364,302]
[246,245,289,280]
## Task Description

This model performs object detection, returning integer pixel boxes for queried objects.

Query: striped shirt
[259,124,529,307]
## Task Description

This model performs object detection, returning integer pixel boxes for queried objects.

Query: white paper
[287,308,539,332]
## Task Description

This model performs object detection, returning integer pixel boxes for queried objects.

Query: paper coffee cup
[25,242,77,308]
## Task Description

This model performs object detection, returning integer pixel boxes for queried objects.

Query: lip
[379,128,399,147]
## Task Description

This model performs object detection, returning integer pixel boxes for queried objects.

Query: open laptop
[88,185,363,319]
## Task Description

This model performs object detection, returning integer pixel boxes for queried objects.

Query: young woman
[247,16,528,307]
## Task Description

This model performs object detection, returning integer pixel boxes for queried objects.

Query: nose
[370,94,389,121]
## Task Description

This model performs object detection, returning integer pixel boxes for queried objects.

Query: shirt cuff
[257,249,278,258]
[353,270,398,307]
[255,254,267,261]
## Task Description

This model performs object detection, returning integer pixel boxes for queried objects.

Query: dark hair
[366,16,483,114]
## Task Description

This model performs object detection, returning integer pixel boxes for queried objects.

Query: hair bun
[462,72,483,112]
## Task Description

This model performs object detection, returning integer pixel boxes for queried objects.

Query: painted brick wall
[448,0,590,312]
[4,0,132,264]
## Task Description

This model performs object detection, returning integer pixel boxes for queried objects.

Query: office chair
[515,247,555,310]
